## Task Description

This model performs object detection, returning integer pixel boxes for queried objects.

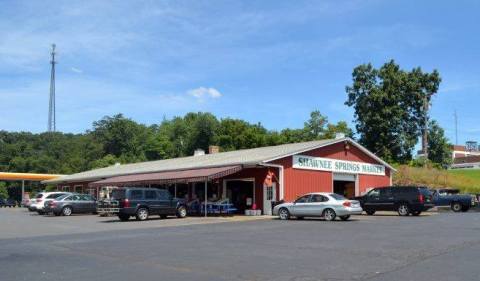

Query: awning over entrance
[89,165,242,187]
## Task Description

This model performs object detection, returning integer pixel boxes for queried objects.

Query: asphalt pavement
[1,208,479,281]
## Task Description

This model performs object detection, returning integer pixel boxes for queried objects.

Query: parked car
[29,192,71,214]
[431,188,475,212]
[355,186,434,216]
[98,187,187,221]
[0,198,17,207]
[44,193,98,216]
[272,192,363,221]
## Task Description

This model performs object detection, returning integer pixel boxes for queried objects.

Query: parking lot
[1,209,480,281]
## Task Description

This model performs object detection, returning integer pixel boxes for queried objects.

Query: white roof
[44,138,394,185]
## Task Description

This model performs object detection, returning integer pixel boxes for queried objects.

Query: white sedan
[273,192,363,221]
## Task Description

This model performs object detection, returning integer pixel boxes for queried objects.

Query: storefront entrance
[333,173,357,199]
[224,179,255,213]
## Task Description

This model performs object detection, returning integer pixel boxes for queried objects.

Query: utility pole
[454,110,458,145]
[48,44,56,132]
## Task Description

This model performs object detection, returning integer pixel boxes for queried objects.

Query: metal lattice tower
[48,44,56,132]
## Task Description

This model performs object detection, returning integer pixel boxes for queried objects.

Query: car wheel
[118,214,130,221]
[411,211,421,216]
[278,208,290,220]
[451,202,462,212]
[136,208,149,221]
[397,203,410,216]
[340,215,350,221]
[461,206,469,212]
[62,206,73,216]
[365,209,375,215]
[37,210,45,215]
[323,208,337,221]
[176,206,187,218]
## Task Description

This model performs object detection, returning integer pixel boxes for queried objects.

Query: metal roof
[43,137,394,185]
[89,165,242,187]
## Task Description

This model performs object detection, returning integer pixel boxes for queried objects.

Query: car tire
[176,206,187,218]
[278,208,290,220]
[323,208,337,221]
[451,202,462,212]
[340,215,350,221]
[365,209,375,215]
[411,211,421,216]
[118,214,130,221]
[37,210,45,215]
[62,206,73,216]
[397,203,410,216]
[136,208,149,221]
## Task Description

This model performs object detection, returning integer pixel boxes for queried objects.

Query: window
[145,190,157,200]
[111,190,126,200]
[379,188,392,197]
[80,195,93,201]
[71,195,81,201]
[311,195,328,202]
[329,193,346,201]
[158,190,170,200]
[63,196,73,201]
[35,193,44,199]
[129,190,143,200]
[295,195,311,203]
[47,193,65,199]
[368,189,380,197]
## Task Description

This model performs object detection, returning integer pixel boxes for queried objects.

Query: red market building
[44,137,394,215]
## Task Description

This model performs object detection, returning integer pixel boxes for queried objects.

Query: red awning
[89,165,242,187]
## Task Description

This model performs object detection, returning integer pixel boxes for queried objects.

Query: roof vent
[335,133,345,139]
[194,149,205,156]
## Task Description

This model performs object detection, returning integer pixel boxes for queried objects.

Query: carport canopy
[88,165,243,187]
[89,165,243,217]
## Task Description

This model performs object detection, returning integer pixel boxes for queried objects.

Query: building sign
[292,155,385,176]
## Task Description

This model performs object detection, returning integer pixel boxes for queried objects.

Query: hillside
[393,166,480,193]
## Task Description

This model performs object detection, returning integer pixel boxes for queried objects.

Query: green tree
[92,114,150,162]
[0,182,8,199]
[427,120,452,167]
[345,60,441,163]
[304,110,328,139]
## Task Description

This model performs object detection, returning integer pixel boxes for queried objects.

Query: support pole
[21,180,25,206]
[204,180,208,217]
[174,183,177,198]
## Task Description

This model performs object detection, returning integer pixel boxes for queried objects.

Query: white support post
[204,180,208,217]
[21,180,25,206]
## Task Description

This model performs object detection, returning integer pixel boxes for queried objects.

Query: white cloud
[187,87,222,99]
[70,67,83,74]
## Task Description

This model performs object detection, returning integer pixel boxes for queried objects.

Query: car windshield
[35,193,44,199]
[329,193,347,200]
[111,189,126,200]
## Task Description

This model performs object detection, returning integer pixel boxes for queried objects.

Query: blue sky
[0,0,479,145]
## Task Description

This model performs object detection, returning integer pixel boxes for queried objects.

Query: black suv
[356,186,434,216]
[104,187,187,221]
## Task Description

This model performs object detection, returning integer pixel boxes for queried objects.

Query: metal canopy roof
[0,172,63,181]
[89,165,242,187]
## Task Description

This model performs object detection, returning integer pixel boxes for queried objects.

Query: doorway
[263,183,276,215]
[333,173,357,199]
[224,179,255,213]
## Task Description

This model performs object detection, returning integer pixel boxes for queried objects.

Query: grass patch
[393,165,480,193]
